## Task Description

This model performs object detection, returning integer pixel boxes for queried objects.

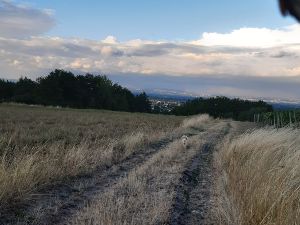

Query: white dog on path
[181,135,188,148]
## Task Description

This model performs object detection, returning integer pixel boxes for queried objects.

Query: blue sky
[2,0,300,101]
[16,0,295,40]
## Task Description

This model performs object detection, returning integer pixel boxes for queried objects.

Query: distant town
[147,92,300,113]
[149,98,183,113]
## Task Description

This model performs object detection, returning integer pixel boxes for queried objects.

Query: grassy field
[0,103,183,208]
[1,103,299,225]
[69,116,228,225]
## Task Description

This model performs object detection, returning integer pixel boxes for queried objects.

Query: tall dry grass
[70,140,185,225]
[69,115,217,225]
[181,114,211,129]
[0,104,183,208]
[214,128,300,225]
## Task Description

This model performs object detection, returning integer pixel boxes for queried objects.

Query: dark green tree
[0,69,152,113]
[134,92,151,113]
[0,79,15,102]
[12,77,38,104]
[172,96,273,121]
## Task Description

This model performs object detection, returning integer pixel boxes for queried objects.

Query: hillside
[0,104,299,225]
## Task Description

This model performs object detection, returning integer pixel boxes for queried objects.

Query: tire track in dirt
[169,122,236,225]
[169,122,255,225]
[1,121,253,225]
[0,134,185,225]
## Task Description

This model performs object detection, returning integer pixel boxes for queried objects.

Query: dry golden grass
[181,114,211,129]
[69,115,221,225]
[214,128,300,225]
[70,140,186,225]
[0,103,183,208]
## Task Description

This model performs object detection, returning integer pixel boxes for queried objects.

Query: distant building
[149,98,182,114]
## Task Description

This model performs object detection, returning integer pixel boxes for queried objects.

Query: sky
[1,0,300,101]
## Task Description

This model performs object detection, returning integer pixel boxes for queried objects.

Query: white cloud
[102,36,118,44]
[0,0,55,38]
[194,25,300,48]
[2,25,300,79]
[1,24,300,99]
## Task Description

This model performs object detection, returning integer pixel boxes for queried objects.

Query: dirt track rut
[0,134,181,225]
[1,121,253,225]
[169,124,230,225]
[169,121,253,225]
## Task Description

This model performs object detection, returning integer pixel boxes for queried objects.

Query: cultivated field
[0,103,299,225]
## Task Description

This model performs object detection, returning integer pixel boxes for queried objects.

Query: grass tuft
[214,128,300,225]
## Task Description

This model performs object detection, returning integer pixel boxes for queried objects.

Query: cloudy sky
[1,0,300,100]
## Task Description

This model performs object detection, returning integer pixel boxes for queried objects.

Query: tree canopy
[0,69,151,113]
[172,96,273,121]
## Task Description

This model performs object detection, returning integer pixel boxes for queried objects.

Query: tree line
[171,96,273,121]
[0,69,273,121]
[0,69,151,113]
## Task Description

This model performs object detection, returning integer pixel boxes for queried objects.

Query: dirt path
[169,121,253,225]
[0,133,183,225]
[170,141,216,225]
[1,121,253,225]
[169,126,228,225]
